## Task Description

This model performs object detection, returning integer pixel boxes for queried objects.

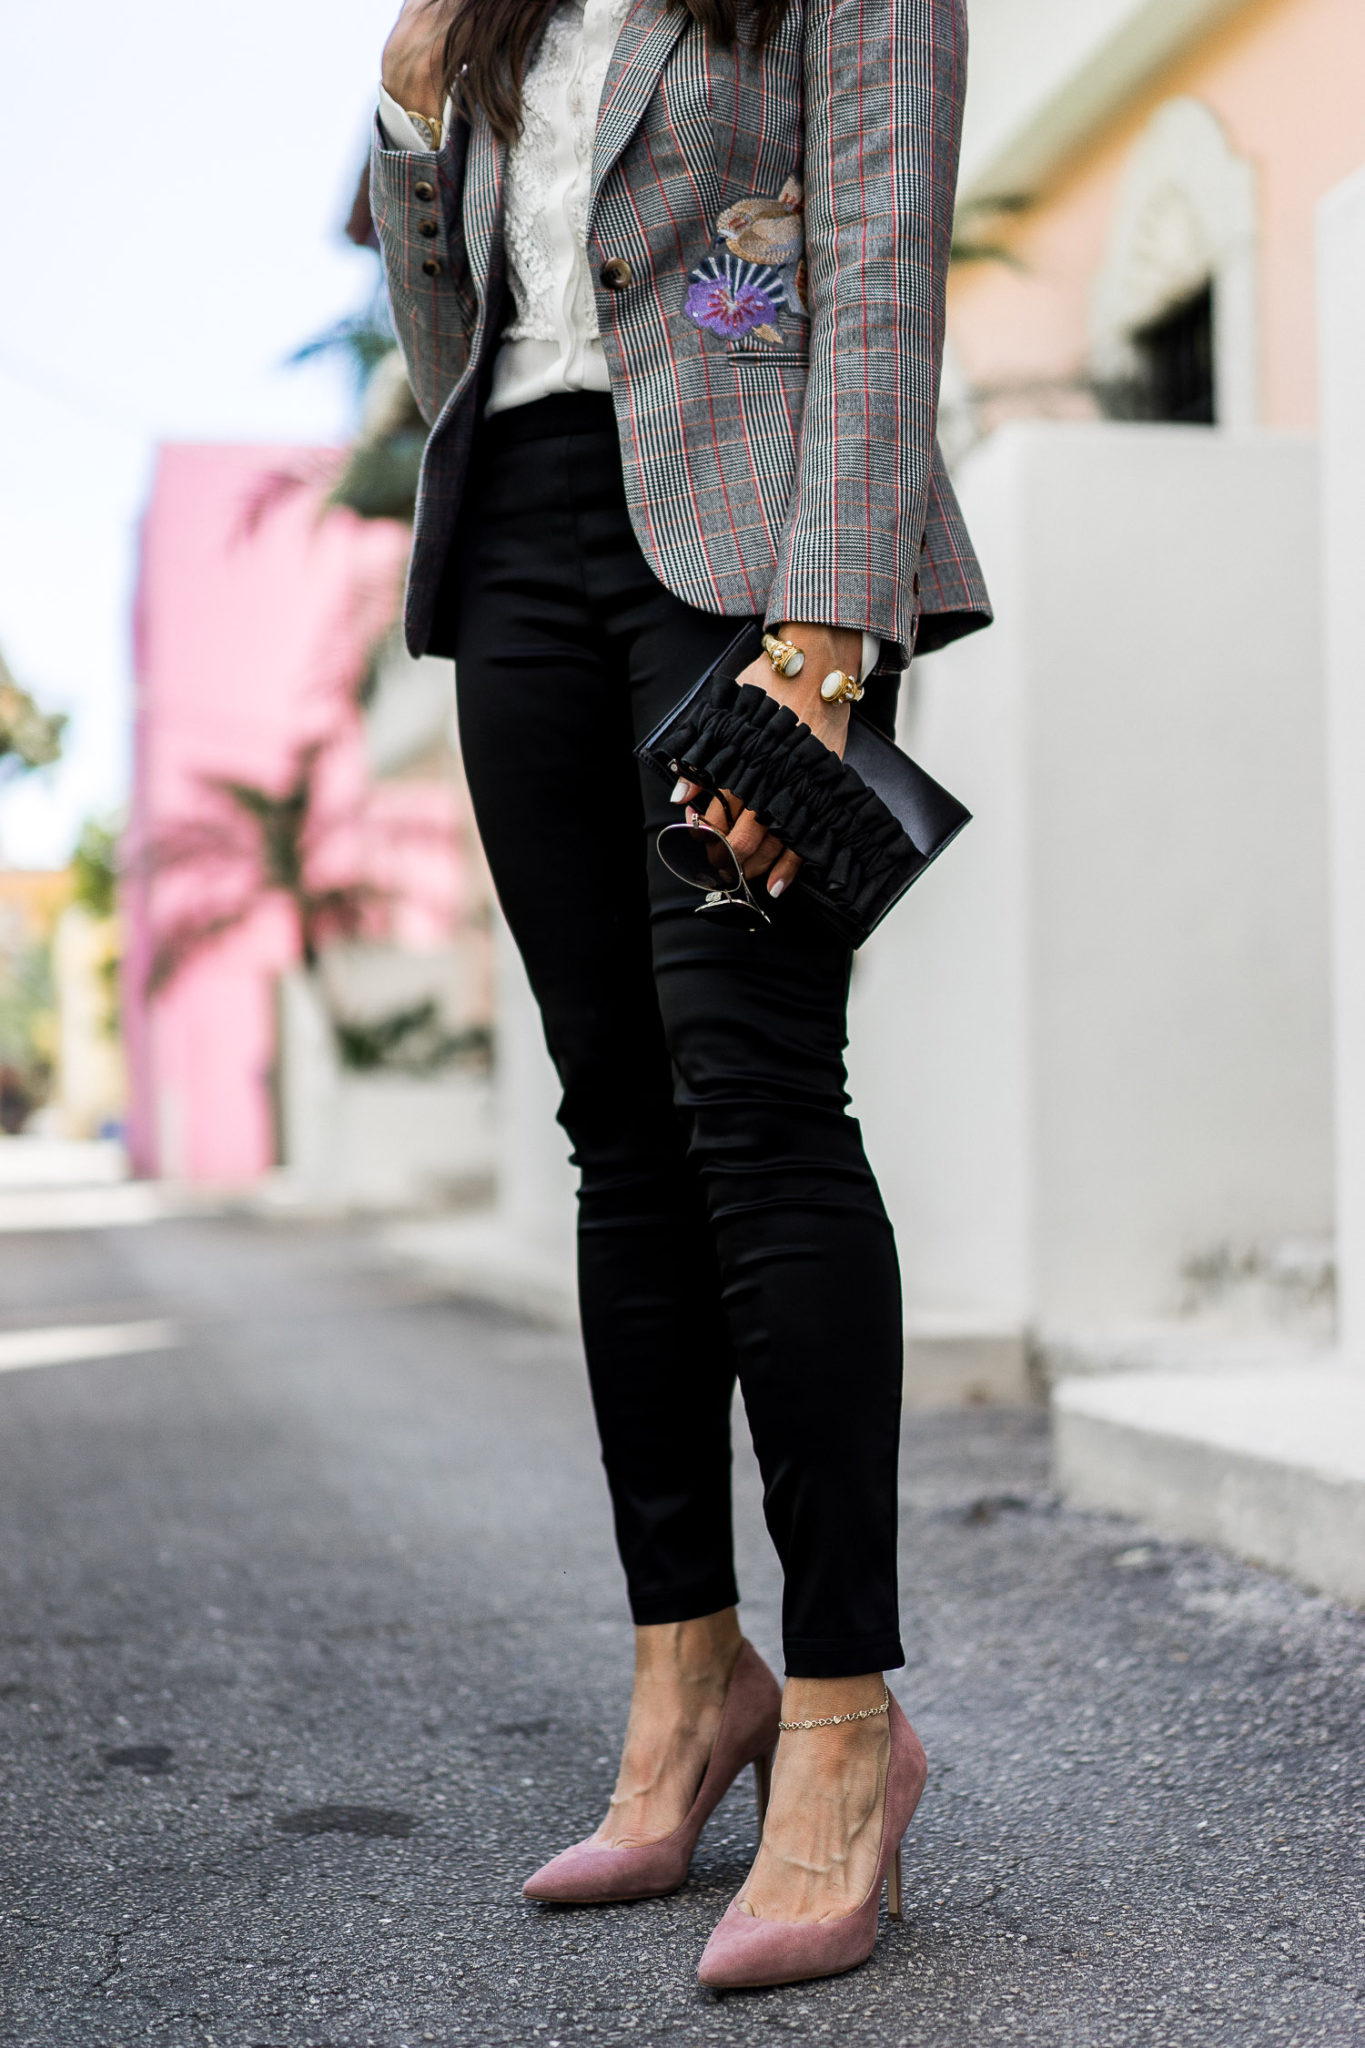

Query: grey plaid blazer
[371,0,990,667]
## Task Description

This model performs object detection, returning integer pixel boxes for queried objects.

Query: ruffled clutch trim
[666,677,918,906]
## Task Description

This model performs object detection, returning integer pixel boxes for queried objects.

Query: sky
[0,0,403,867]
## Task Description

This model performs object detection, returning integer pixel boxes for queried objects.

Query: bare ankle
[632,1609,743,1692]
[779,1672,886,1725]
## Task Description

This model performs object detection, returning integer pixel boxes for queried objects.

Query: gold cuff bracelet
[762,632,805,678]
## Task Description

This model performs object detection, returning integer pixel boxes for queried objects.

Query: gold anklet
[778,1689,889,1731]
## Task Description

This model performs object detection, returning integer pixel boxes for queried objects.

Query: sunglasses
[655,773,771,931]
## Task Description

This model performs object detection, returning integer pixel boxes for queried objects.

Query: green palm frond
[71,818,120,919]
[0,650,65,774]
[950,194,1031,273]
[327,430,426,523]
[332,1002,493,1075]
[288,305,398,396]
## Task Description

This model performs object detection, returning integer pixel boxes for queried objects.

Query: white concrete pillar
[1318,168,1365,1367]
[377,907,579,1321]
[849,422,1334,1386]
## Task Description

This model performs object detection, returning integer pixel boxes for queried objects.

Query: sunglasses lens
[657,819,744,893]
[696,892,768,931]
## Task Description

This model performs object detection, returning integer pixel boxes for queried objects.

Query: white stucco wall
[849,421,1333,1335]
[1318,168,1365,1366]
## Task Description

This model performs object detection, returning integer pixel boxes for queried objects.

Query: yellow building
[0,865,125,1141]
[0,870,69,1131]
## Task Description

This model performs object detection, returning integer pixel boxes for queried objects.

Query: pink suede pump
[695,1689,927,1989]
[522,1639,780,1906]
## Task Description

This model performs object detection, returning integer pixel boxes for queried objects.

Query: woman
[375,0,988,1988]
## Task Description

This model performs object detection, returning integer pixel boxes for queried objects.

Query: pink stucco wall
[125,444,463,1182]
[948,0,1365,429]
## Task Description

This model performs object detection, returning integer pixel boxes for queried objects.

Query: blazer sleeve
[370,112,476,429]
[764,0,968,666]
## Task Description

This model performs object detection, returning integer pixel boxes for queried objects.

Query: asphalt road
[0,1214,1360,2048]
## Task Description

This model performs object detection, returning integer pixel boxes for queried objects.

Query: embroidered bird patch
[685,177,807,346]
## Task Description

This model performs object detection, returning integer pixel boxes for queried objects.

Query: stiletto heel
[522,1640,781,1905]
[886,1840,904,1922]
[697,1692,927,1989]
[753,1748,773,1827]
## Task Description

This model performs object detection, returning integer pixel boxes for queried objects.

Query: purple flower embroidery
[685,255,782,339]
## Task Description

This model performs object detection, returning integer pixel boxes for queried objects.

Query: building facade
[947,0,1365,441]
[125,445,488,1191]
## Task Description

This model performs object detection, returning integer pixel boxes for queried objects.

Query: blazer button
[414,180,435,202]
[418,218,439,238]
[599,256,633,290]
[422,256,443,277]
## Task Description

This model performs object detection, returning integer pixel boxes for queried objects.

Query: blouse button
[599,256,633,291]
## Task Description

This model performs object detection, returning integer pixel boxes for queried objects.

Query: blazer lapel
[590,0,690,208]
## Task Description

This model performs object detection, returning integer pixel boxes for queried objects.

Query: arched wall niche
[1091,97,1259,428]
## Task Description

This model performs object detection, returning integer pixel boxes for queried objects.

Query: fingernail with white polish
[768,877,786,899]
[670,778,690,804]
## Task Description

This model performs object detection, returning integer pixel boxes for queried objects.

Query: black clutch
[635,621,971,948]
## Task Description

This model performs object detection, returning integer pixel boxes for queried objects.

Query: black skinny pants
[449,393,904,1677]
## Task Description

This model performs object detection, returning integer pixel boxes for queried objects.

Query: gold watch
[406,109,444,149]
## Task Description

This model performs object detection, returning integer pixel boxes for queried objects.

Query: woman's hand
[672,624,861,900]
[382,0,451,123]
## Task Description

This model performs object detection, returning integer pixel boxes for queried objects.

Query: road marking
[0,1185,196,1234]
[0,1321,181,1374]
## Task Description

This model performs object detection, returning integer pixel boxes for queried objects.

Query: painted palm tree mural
[137,730,481,1077]
[140,740,371,994]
